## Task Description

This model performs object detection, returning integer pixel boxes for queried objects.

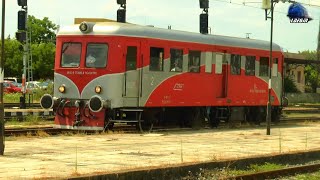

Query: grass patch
[5,116,54,127]
[182,163,287,179]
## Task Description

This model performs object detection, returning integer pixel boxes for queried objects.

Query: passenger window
[231,54,241,75]
[245,56,255,76]
[170,48,183,72]
[150,47,164,71]
[215,54,223,74]
[272,58,278,77]
[61,43,81,67]
[86,43,108,68]
[126,46,137,70]
[259,57,269,77]
[188,50,200,73]
[205,52,212,73]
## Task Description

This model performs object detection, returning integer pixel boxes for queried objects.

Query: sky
[1,0,320,53]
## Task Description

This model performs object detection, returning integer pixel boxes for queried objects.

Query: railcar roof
[58,22,282,52]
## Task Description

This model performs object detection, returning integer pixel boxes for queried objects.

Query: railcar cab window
[150,47,164,71]
[188,50,200,73]
[245,56,256,76]
[231,54,241,75]
[61,43,81,67]
[86,43,108,68]
[259,57,269,77]
[170,48,183,72]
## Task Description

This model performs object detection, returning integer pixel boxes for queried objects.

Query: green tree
[31,42,55,79]
[299,50,319,92]
[1,37,23,78]
[27,15,58,44]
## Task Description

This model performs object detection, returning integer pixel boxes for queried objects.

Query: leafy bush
[284,76,300,93]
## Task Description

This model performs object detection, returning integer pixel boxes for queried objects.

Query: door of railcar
[123,42,141,107]
[215,53,228,98]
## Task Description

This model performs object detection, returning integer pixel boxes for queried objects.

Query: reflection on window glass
[245,56,255,76]
[188,50,200,73]
[61,43,81,67]
[259,57,269,76]
[150,47,164,71]
[86,43,108,68]
[231,54,241,75]
[170,49,183,72]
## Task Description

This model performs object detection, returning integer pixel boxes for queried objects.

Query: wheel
[271,107,281,123]
[189,107,206,130]
[209,108,220,128]
[138,111,154,133]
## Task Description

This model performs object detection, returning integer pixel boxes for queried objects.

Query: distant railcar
[40,21,285,131]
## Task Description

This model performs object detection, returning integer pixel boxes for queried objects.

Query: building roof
[284,52,320,64]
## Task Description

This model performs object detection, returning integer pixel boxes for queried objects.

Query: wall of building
[286,93,320,104]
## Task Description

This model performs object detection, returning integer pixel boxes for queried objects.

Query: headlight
[58,85,66,93]
[79,22,88,32]
[95,85,102,94]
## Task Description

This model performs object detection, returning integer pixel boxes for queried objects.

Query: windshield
[61,42,81,67]
[86,43,108,68]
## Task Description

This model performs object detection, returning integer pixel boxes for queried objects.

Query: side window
[61,43,81,67]
[272,58,278,77]
[150,47,164,71]
[126,46,137,71]
[231,54,241,75]
[170,48,183,72]
[215,54,223,74]
[259,57,269,77]
[188,50,200,73]
[86,43,108,68]
[205,52,213,73]
[245,56,256,76]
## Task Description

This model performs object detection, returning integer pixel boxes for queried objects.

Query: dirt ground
[1,123,320,179]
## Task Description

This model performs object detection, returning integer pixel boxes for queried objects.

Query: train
[40,21,285,131]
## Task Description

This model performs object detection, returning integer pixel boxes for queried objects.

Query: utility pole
[0,0,6,155]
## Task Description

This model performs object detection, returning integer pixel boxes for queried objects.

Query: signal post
[16,0,28,109]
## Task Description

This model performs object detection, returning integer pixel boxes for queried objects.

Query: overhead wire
[211,0,320,20]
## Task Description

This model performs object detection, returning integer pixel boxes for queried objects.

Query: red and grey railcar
[40,21,285,131]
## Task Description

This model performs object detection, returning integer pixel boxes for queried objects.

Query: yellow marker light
[95,86,102,94]
[58,85,66,93]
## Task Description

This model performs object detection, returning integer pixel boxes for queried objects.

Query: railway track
[4,127,105,136]
[224,163,320,180]
[5,116,320,136]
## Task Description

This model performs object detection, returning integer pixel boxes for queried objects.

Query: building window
[259,57,269,77]
[231,54,241,75]
[245,56,255,76]
[150,47,164,71]
[188,50,200,73]
[297,71,301,83]
[170,48,183,72]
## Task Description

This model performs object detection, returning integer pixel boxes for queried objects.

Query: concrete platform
[1,123,320,179]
